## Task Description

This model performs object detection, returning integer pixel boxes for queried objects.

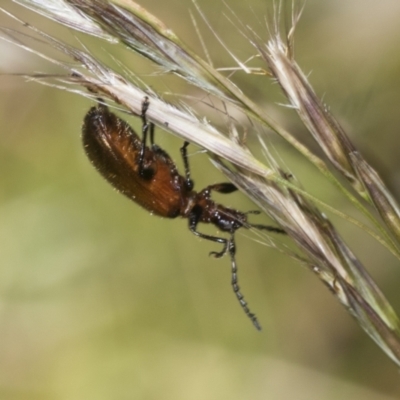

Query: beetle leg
[149,118,155,147]
[206,183,238,194]
[188,208,228,257]
[180,141,194,191]
[139,97,152,176]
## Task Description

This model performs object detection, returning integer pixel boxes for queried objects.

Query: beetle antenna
[250,224,286,234]
[244,211,285,234]
[228,233,262,331]
[244,210,261,215]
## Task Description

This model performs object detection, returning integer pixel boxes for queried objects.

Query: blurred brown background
[1,0,400,399]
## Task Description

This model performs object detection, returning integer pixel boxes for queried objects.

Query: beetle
[82,97,285,330]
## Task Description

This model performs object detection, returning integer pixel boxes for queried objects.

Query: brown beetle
[82,98,285,330]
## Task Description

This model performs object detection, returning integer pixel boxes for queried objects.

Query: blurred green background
[1,0,400,399]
